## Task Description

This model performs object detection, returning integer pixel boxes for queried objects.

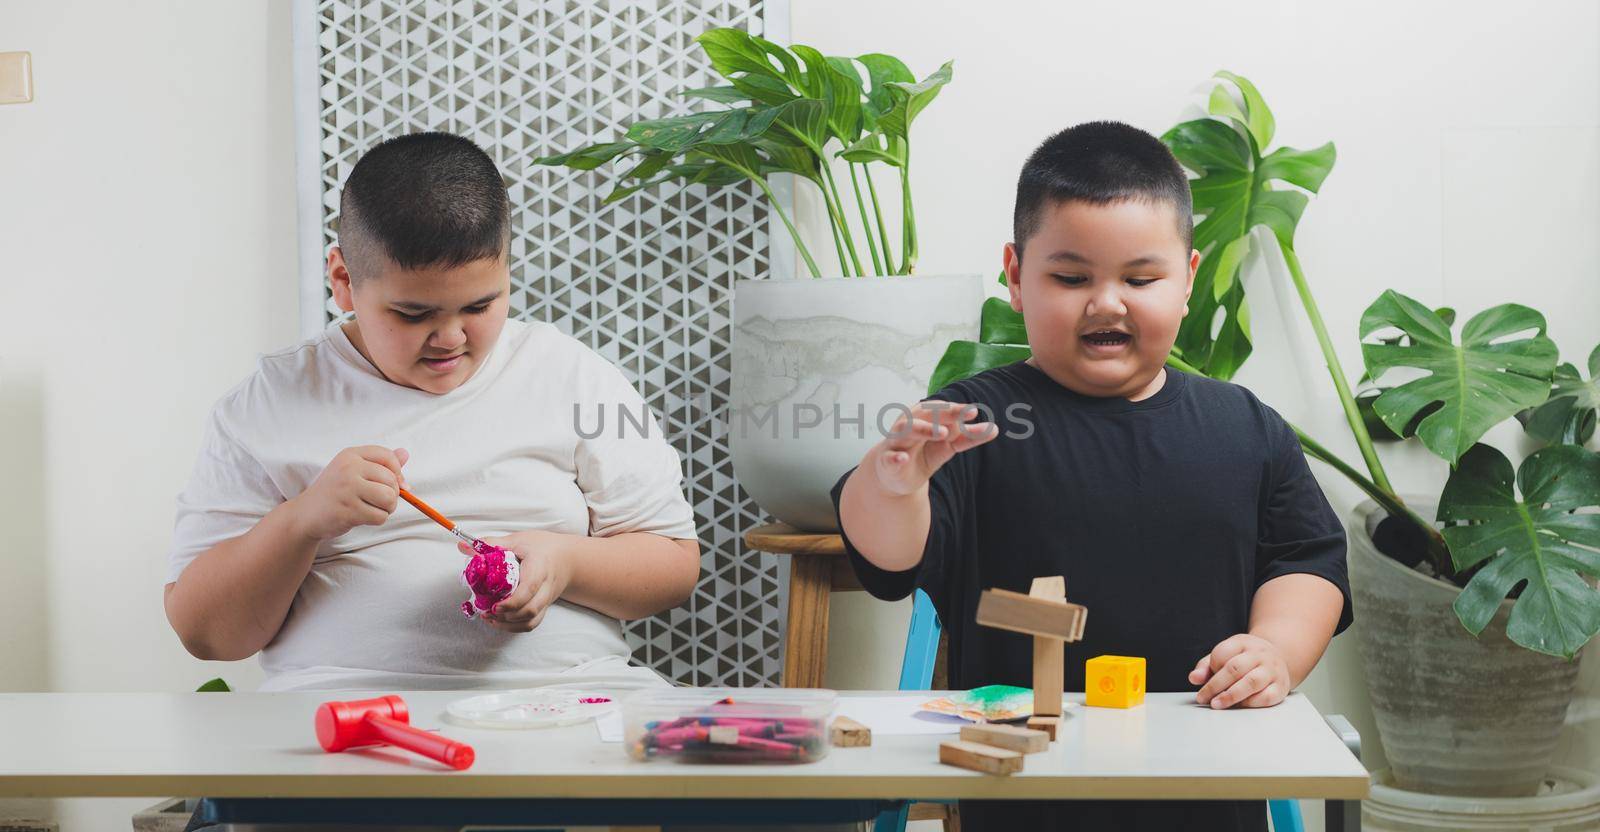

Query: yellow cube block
[1085,655,1146,708]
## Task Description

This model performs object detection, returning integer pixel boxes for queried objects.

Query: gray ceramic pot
[1349,499,1582,796]
[729,274,984,531]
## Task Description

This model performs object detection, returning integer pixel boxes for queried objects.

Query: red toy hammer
[314,695,475,770]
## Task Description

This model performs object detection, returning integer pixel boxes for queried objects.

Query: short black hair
[337,132,510,279]
[1012,121,1193,257]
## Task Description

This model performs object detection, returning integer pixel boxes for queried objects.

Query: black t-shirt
[830,363,1352,832]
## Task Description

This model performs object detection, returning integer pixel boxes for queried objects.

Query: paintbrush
[398,488,487,552]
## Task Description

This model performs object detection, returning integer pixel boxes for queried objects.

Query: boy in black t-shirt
[831,121,1351,832]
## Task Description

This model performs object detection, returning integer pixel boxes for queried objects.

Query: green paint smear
[952,684,1030,708]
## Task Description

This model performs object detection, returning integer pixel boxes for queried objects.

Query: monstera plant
[536,26,951,279]
[536,26,981,533]
[932,71,1600,661]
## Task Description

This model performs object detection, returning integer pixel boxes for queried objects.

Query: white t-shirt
[169,319,697,692]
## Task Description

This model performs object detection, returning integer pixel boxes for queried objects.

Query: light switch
[0,52,34,104]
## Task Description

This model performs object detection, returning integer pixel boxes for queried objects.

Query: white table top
[0,690,1368,801]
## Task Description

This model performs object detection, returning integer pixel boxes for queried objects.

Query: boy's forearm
[556,533,700,621]
[1247,573,1345,688]
[164,499,319,661]
[837,456,931,573]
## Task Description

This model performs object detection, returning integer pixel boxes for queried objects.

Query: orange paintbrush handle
[398,488,455,532]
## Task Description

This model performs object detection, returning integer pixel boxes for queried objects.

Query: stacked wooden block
[939,723,1052,775]
[938,576,1085,775]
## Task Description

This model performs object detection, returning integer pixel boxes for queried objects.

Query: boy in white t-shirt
[163,132,701,691]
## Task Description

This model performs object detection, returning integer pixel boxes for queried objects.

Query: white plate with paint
[444,688,619,730]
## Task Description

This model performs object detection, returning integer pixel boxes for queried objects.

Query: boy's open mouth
[1081,329,1132,348]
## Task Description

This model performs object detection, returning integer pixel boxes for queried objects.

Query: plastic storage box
[623,687,836,763]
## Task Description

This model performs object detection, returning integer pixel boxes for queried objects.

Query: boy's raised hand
[459,530,573,633]
[289,446,409,543]
[1190,633,1291,709]
[871,401,1000,496]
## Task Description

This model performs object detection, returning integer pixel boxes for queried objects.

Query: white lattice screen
[291,0,787,686]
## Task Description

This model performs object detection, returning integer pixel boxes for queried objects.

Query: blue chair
[873,590,1309,832]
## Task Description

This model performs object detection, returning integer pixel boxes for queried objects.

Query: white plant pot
[1364,767,1600,831]
[1349,499,1583,797]
[729,274,985,531]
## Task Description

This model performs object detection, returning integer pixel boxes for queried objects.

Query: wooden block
[1032,635,1064,717]
[1027,715,1061,741]
[708,725,738,744]
[959,723,1049,754]
[939,740,1023,775]
[976,588,1087,640]
[1029,575,1066,600]
[830,715,871,747]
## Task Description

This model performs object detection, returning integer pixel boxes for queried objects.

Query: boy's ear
[1184,248,1200,315]
[328,246,356,314]
[1003,243,1024,313]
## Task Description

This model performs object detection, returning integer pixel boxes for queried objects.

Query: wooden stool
[743,523,860,688]
[747,525,958,832]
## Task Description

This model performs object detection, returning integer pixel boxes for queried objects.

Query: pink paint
[578,697,611,704]
[459,542,518,619]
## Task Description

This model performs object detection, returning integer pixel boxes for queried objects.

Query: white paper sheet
[832,695,968,735]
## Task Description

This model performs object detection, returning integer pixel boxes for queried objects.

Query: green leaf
[1173,233,1253,380]
[788,44,832,101]
[749,133,820,181]
[624,107,779,155]
[857,53,914,119]
[1209,234,1252,302]
[1161,73,1337,381]
[839,131,906,167]
[927,342,1032,396]
[1360,291,1558,464]
[774,98,832,157]
[876,61,953,140]
[1251,190,1309,250]
[617,149,673,181]
[695,28,801,90]
[822,56,866,142]
[626,111,726,152]
[1519,343,1600,444]
[826,56,864,89]
[1207,283,1253,380]
[1357,389,1403,440]
[534,140,638,171]
[196,677,231,693]
[978,297,1028,346]
[1214,70,1275,151]
[729,73,797,106]
[1440,443,1600,658]
[694,142,764,179]
[790,46,866,143]
[1207,83,1251,133]
[602,159,746,204]
[681,85,750,104]
[1259,143,1337,193]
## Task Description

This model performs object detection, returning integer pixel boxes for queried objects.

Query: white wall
[0,0,1596,828]
[791,0,1600,826]
[0,0,296,825]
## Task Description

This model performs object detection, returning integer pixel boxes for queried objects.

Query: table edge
[0,773,1372,801]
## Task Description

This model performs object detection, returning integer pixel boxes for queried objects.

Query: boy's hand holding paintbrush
[286,446,410,543]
